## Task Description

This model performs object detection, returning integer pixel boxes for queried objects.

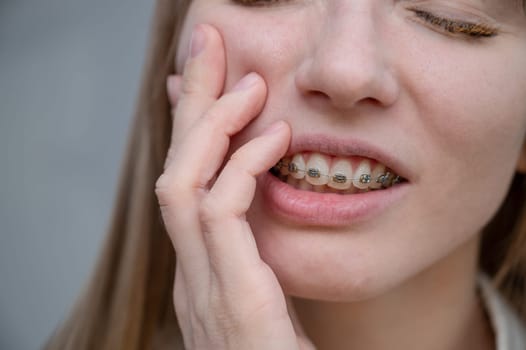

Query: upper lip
[283,133,415,182]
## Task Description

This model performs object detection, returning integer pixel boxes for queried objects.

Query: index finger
[172,24,227,144]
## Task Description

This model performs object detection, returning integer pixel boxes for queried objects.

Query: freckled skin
[176,1,526,301]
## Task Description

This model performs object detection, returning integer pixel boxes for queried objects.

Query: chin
[247,209,403,303]
[246,167,481,303]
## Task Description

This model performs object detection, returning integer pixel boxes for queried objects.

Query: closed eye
[409,9,499,38]
[231,1,500,39]
[231,0,287,6]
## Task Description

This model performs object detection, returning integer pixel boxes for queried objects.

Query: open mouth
[270,152,408,195]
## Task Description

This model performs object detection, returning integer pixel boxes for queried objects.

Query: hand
[155,24,315,350]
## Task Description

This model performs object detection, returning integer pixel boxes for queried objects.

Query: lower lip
[259,172,410,227]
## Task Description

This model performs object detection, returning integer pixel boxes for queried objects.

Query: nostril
[361,97,383,107]
[306,90,330,100]
[304,89,383,110]
[295,55,400,109]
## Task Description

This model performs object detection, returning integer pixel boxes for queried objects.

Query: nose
[295,5,400,110]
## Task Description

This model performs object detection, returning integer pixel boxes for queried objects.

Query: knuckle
[181,64,201,96]
[226,154,252,181]
[154,173,172,202]
[227,152,247,172]
[200,110,223,129]
[198,195,224,225]
[155,173,189,207]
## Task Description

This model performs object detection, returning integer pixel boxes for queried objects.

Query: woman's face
[176,0,526,301]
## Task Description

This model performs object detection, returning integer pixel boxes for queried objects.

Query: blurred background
[0,1,154,348]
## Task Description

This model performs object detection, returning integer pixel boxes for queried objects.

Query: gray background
[0,1,154,348]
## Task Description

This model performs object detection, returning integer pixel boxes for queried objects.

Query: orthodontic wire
[273,160,403,187]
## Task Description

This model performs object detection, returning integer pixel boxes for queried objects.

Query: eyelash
[410,9,499,38]
[231,0,284,6]
[231,1,500,38]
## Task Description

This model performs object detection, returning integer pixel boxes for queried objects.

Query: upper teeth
[273,152,403,190]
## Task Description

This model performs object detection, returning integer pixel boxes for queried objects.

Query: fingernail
[190,25,207,58]
[262,121,285,136]
[232,73,259,91]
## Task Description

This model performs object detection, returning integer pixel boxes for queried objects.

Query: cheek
[177,4,308,84]
[432,67,525,159]
[175,5,309,150]
[197,13,310,150]
[399,37,526,185]
[385,40,526,270]
[219,19,306,91]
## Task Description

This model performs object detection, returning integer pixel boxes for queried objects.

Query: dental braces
[273,159,403,187]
